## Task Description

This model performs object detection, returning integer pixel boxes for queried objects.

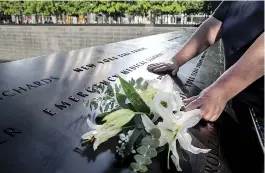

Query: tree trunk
[35,15,38,24]
[160,13,162,24]
[41,15,44,24]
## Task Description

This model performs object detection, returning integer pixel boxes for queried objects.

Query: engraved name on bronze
[0,128,22,145]
[182,52,206,94]
[205,123,221,173]
[0,76,59,101]
[72,47,147,73]
[43,52,164,116]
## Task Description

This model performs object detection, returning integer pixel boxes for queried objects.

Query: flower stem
[134,112,147,115]
[121,125,136,129]
[167,147,171,169]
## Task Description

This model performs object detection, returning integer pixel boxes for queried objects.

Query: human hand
[147,59,180,76]
[183,86,229,122]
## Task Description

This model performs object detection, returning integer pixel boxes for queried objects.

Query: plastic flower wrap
[81,75,210,172]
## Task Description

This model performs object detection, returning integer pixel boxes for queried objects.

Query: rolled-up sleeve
[212,1,232,22]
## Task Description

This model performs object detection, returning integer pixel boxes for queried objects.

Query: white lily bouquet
[81,75,210,172]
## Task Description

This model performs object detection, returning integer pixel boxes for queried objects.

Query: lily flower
[82,109,135,150]
[116,75,175,112]
[137,75,181,122]
[141,91,210,171]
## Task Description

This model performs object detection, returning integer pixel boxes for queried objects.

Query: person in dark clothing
[148,2,264,172]
[147,0,264,123]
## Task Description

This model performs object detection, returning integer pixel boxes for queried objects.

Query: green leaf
[129,78,136,86]
[150,128,161,139]
[141,81,148,90]
[141,136,153,145]
[131,78,136,86]
[143,157,152,165]
[150,139,160,148]
[133,115,144,129]
[116,93,128,108]
[130,162,140,171]
[136,77,144,85]
[134,154,152,165]
[115,84,120,93]
[118,76,150,113]
[134,154,145,164]
[139,165,148,173]
[146,148,157,158]
[123,128,144,160]
[136,146,148,155]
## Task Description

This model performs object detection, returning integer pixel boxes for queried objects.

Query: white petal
[141,115,156,133]
[141,116,172,147]
[171,138,182,171]
[172,91,185,112]
[177,132,211,154]
[93,128,122,150]
[176,109,202,128]
[157,121,174,131]
[158,128,173,147]
[103,109,134,123]
[81,130,98,140]
[150,92,176,122]
[149,75,174,92]
[138,88,158,107]
[160,75,175,92]
[151,112,160,122]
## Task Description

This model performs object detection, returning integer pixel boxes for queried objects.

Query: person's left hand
[183,86,229,122]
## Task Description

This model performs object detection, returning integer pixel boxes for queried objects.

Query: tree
[108,1,129,24]
[125,1,138,23]
[202,1,221,15]
[180,1,204,15]
[150,1,163,24]
[0,1,22,15]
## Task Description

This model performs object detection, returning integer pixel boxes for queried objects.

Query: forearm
[173,17,222,66]
[210,33,264,101]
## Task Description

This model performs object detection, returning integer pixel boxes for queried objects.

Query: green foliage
[119,76,150,114]
[130,128,161,173]
[84,82,117,115]
[0,1,220,17]
[124,126,145,160]
[0,1,23,15]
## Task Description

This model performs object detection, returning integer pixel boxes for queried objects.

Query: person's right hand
[147,59,180,76]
